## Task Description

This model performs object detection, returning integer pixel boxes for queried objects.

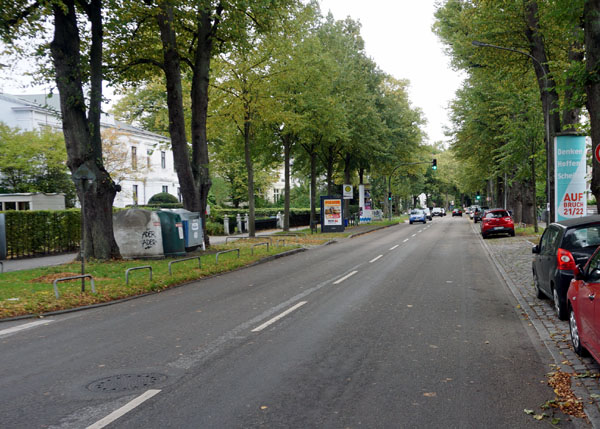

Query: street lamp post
[472,40,552,224]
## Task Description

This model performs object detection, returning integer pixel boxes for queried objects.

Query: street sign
[343,184,353,199]
[595,144,600,164]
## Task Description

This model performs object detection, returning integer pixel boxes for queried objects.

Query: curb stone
[475,222,600,427]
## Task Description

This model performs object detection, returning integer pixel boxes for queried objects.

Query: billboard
[555,134,588,221]
[320,197,345,233]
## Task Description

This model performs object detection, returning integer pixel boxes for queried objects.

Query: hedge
[3,209,81,259]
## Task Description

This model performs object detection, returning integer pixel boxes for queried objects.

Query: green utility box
[156,211,186,257]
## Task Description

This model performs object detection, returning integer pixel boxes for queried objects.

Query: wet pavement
[476,221,600,425]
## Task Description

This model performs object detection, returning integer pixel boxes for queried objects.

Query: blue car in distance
[409,209,427,224]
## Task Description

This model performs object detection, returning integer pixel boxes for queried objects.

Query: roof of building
[0,92,169,141]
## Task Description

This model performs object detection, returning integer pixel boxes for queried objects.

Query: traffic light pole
[388,160,437,222]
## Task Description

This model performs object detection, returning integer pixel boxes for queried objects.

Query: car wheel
[409,221,413,224]
[533,271,545,299]
[481,232,487,239]
[570,308,587,356]
[553,287,568,320]
[510,229,515,237]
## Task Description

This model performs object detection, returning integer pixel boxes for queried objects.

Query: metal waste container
[170,209,203,251]
[156,211,186,257]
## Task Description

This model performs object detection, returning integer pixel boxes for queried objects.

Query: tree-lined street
[0,218,582,427]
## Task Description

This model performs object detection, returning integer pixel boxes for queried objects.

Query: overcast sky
[319,0,464,145]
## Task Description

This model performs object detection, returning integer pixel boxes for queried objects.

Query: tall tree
[1,0,120,259]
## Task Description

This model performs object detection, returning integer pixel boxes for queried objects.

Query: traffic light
[476,192,481,201]
[432,159,437,170]
[388,192,392,201]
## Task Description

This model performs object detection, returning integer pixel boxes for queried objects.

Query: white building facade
[0,93,180,208]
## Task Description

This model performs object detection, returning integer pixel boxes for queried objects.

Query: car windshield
[562,225,600,250]
[410,210,422,215]
[485,210,509,218]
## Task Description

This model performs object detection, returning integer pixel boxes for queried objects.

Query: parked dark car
[532,216,600,320]
[452,208,462,217]
[480,209,515,238]
[568,246,600,362]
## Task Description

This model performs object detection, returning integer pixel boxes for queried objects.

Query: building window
[131,146,137,170]
[133,185,138,205]
[147,155,151,169]
[161,151,166,169]
[162,185,168,193]
[273,188,281,203]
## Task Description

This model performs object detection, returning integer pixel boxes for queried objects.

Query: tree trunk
[190,5,221,247]
[243,103,256,238]
[283,134,292,231]
[585,0,600,209]
[524,0,562,222]
[309,144,318,231]
[50,0,119,260]
[155,3,199,216]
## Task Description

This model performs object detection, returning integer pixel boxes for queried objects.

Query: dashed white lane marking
[390,245,399,250]
[0,319,55,337]
[333,270,358,285]
[403,239,409,243]
[251,301,308,332]
[418,229,423,233]
[369,255,383,263]
[411,234,417,237]
[86,389,161,429]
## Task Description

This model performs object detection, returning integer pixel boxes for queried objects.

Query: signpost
[72,164,96,292]
[554,133,587,221]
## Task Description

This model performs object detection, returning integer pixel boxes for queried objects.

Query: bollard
[224,215,230,235]
[244,213,249,232]
[236,213,242,233]
[276,212,282,229]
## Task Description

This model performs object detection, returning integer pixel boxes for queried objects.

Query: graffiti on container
[142,230,157,249]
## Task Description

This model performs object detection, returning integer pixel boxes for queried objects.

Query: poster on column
[555,134,588,221]
[320,196,345,233]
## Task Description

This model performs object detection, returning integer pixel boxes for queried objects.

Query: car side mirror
[574,265,586,281]
[532,245,540,254]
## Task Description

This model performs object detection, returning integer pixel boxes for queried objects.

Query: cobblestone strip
[473,222,600,426]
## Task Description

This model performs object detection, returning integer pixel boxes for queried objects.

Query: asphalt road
[0,216,583,428]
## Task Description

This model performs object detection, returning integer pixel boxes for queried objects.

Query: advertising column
[320,196,344,233]
[555,134,588,221]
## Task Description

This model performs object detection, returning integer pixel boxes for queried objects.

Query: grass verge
[0,239,314,320]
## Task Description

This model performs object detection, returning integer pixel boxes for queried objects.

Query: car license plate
[493,227,503,230]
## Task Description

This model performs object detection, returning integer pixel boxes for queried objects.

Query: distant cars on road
[480,209,514,238]
[409,209,427,224]
[432,208,443,217]
[533,216,600,320]
[452,208,462,217]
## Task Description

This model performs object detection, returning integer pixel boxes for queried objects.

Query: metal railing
[251,242,269,255]
[168,256,201,275]
[53,274,95,298]
[125,266,153,285]
[215,249,240,263]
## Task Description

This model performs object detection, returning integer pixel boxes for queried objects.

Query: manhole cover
[87,373,167,392]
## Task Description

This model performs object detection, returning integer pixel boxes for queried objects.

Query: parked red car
[480,209,515,238]
[568,246,600,361]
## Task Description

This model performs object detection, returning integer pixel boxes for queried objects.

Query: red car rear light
[557,248,577,271]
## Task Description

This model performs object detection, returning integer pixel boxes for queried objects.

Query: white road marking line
[369,255,383,263]
[86,389,161,429]
[411,234,416,237]
[251,301,307,332]
[0,319,54,337]
[418,229,423,233]
[403,239,409,242]
[390,245,399,250]
[333,270,358,285]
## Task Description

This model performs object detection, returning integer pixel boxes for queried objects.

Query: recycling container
[169,209,203,251]
[156,211,186,257]
[113,209,164,259]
